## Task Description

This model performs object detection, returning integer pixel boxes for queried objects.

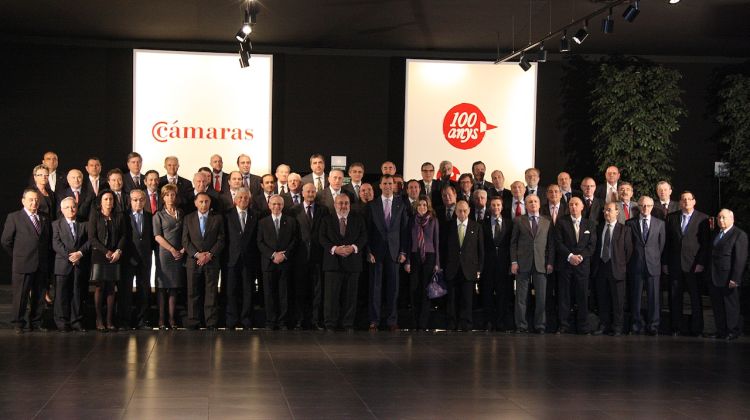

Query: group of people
[2,151,747,340]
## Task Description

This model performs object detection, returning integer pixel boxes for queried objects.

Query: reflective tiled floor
[1,330,749,419]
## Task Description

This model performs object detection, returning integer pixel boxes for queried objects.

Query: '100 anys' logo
[442,103,497,150]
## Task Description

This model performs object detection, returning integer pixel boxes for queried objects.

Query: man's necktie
[681,214,688,234]
[31,214,41,235]
[574,219,580,242]
[243,176,249,188]
[586,198,592,209]
[354,184,360,196]
[150,193,157,213]
[134,212,142,235]
[477,209,484,221]
[493,218,501,239]
[92,179,99,196]
[641,218,649,242]
[623,203,630,220]
[280,185,286,195]
[170,177,176,185]
[551,206,558,224]
[133,175,139,187]
[601,224,611,263]
[515,201,522,217]
[424,184,430,195]
[69,221,76,240]
[531,216,538,237]
[714,230,724,246]
[609,188,617,203]
[316,177,323,193]
[240,210,246,232]
[199,215,206,237]
[307,205,313,221]
[339,217,347,236]
[274,217,280,235]
[384,198,392,225]
[293,195,300,205]
[458,223,465,247]
[565,192,571,202]
[74,190,79,203]
[214,175,221,192]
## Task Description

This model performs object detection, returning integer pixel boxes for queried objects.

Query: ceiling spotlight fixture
[560,30,570,53]
[239,39,252,68]
[519,54,531,72]
[602,8,614,33]
[573,21,589,44]
[669,0,680,4]
[623,0,640,22]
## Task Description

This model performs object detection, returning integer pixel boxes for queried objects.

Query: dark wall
[0,43,731,281]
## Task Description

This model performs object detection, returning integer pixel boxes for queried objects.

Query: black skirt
[90,263,121,283]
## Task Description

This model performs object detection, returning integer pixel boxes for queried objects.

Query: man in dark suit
[121,189,155,329]
[510,194,555,334]
[418,162,443,208]
[557,172,582,208]
[291,183,328,329]
[488,170,513,219]
[317,169,355,213]
[595,165,620,204]
[444,200,484,331]
[470,189,490,223]
[257,195,298,330]
[182,192,225,329]
[219,171,243,212]
[580,177,604,224]
[540,184,568,226]
[708,209,748,340]
[366,174,409,331]
[143,170,162,215]
[319,194,368,331]
[664,191,710,336]
[122,152,147,194]
[342,162,365,204]
[158,156,192,209]
[224,187,259,330]
[523,167,542,198]
[107,169,128,213]
[51,197,89,332]
[540,183,568,331]
[652,181,680,221]
[554,197,597,334]
[626,196,666,335]
[41,151,67,193]
[184,172,224,215]
[253,174,291,218]
[301,153,328,193]
[285,173,304,207]
[456,173,474,204]
[83,157,107,197]
[435,184,457,226]
[592,202,632,336]
[57,169,94,221]
[471,161,492,191]
[237,154,263,196]
[481,196,513,331]
[209,154,230,193]
[2,189,51,333]
[274,164,291,195]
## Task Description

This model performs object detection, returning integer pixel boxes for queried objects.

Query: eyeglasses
[34,174,49,177]
[421,169,434,172]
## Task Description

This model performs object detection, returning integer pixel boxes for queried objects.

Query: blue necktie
[642,218,649,242]
[714,230,724,246]
[681,214,688,234]
[199,215,206,237]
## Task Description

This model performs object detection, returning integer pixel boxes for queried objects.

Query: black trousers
[324,271,360,329]
[187,262,220,328]
[11,271,46,329]
[54,268,87,329]
[369,255,400,327]
[630,270,660,332]
[447,270,474,330]
[293,261,321,328]
[481,264,513,331]
[409,252,436,329]
[670,270,704,334]
[120,262,152,327]
[263,268,290,327]
[709,283,740,336]
[558,265,590,332]
[225,262,254,328]
[595,261,626,333]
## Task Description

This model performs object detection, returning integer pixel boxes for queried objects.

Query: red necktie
[214,174,221,192]
[74,190,79,203]
[623,203,630,219]
[150,193,157,213]
[515,201,522,217]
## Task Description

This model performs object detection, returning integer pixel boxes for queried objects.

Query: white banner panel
[133,50,272,177]
[403,59,536,185]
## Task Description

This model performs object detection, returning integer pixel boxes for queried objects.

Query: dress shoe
[137,325,152,331]
[368,323,378,332]
[388,324,400,332]
[14,327,24,335]
[536,328,545,335]
[612,331,623,337]
[58,326,71,333]
[96,326,108,333]
[646,329,658,336]
[671,331,680,337]
[557,327,570,334]
[591,329,604,336]
[516,328,528,334]
[32,326,48,333]
[726,333,739,341]
[72,325,87,332]
[313,323,325,331]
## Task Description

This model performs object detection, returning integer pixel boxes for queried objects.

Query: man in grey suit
[616,182,639,224]
[366,174,409,331]
[301,153,328,193]
[707,209,747,340]
[626,195,665,335]
[510,194,555,334]
[51,197,90,332]
[2,189,51,333]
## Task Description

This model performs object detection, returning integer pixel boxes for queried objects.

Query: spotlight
[602,8,614,33]
[235,9,252,42]
[560,30,570,52]
[239,39,252,68]
[669,0,680,3]
[519,54,531,72]
[573,21,589,44]
[623,1,640,22]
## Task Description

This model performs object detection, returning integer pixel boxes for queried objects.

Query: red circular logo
[442,103,497,150]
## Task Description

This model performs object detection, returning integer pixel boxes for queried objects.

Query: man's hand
[404,264,411,273]
[546,264,554,274]
[729,280,738,289]
[367,253,376,264]
[398,254,406,264]
[68,251,82,264]
[694,264,704,273]
[272,252,286,265]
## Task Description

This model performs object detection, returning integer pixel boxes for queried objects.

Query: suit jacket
[595,183,618,202]
[224,207,259,267]
[540,202,570,225]
[144,189,162,215]
[444,219,484,281]
[582,196,604,224]
[560,189,583,208]
[56,187,95,221]
[317,188,356,213]
[111,191,129,214]
[592,222,632,281]
[651,199,680,221]
[88,211,127,265]
[122,172,147,194]
[124,211,155,267]
[210,171,230,193]
[473,180,493,192]
[664,210,710,273]
[52,217,90,276]
[319,212,368,272]
[554,216,597,274]
[158,175,192,209]
[616,201,640,225]
[301,173,329,191]
[82,176,107,196]
[418,179,443,207]
[1,210,51,273]
[252,192,292,218]
[510,214,555,274]
[482,215,512,277]
[182,211,225,266]
[183,189,224,215]
[710,226,748,287]
[626,216,665,277]
[367,195,409,262]
[257,214,298,272]
[291,202,328,265]
[469,207,491,224]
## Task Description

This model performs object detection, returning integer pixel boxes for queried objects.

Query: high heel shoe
[169,321,178,330]
[96,324,108,333]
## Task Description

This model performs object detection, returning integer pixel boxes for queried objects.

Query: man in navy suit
[2,189,51,333]
[121,189,155,329]
[707,209,748,340]
[224,187,259,330]
[158,156,193,210]
[51,197,89,332]
[366,174,409,331]
[481,196,513,331]
[57,169,94,221]
[626,196,666,335]
[122,152,146,194]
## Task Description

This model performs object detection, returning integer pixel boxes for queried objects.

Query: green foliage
[590,58,686,197]
[715,74,750,223]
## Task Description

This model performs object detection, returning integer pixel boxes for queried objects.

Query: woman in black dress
[88,190,127,332]
[153,184,186,329]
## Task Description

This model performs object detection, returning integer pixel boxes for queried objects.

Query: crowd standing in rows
[2,151,747,340]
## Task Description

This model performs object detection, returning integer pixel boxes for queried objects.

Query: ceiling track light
[560,30,570,53]
[573,21,589,44]
[236,0,259,68]
[239,39,252,68]
[623,0,640,22]
[602,8,614,33]
[519,54,531,72]
[669,0,681,3]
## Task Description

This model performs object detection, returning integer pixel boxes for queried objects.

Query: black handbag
[426,269,447,299]
[90,263,121,283]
